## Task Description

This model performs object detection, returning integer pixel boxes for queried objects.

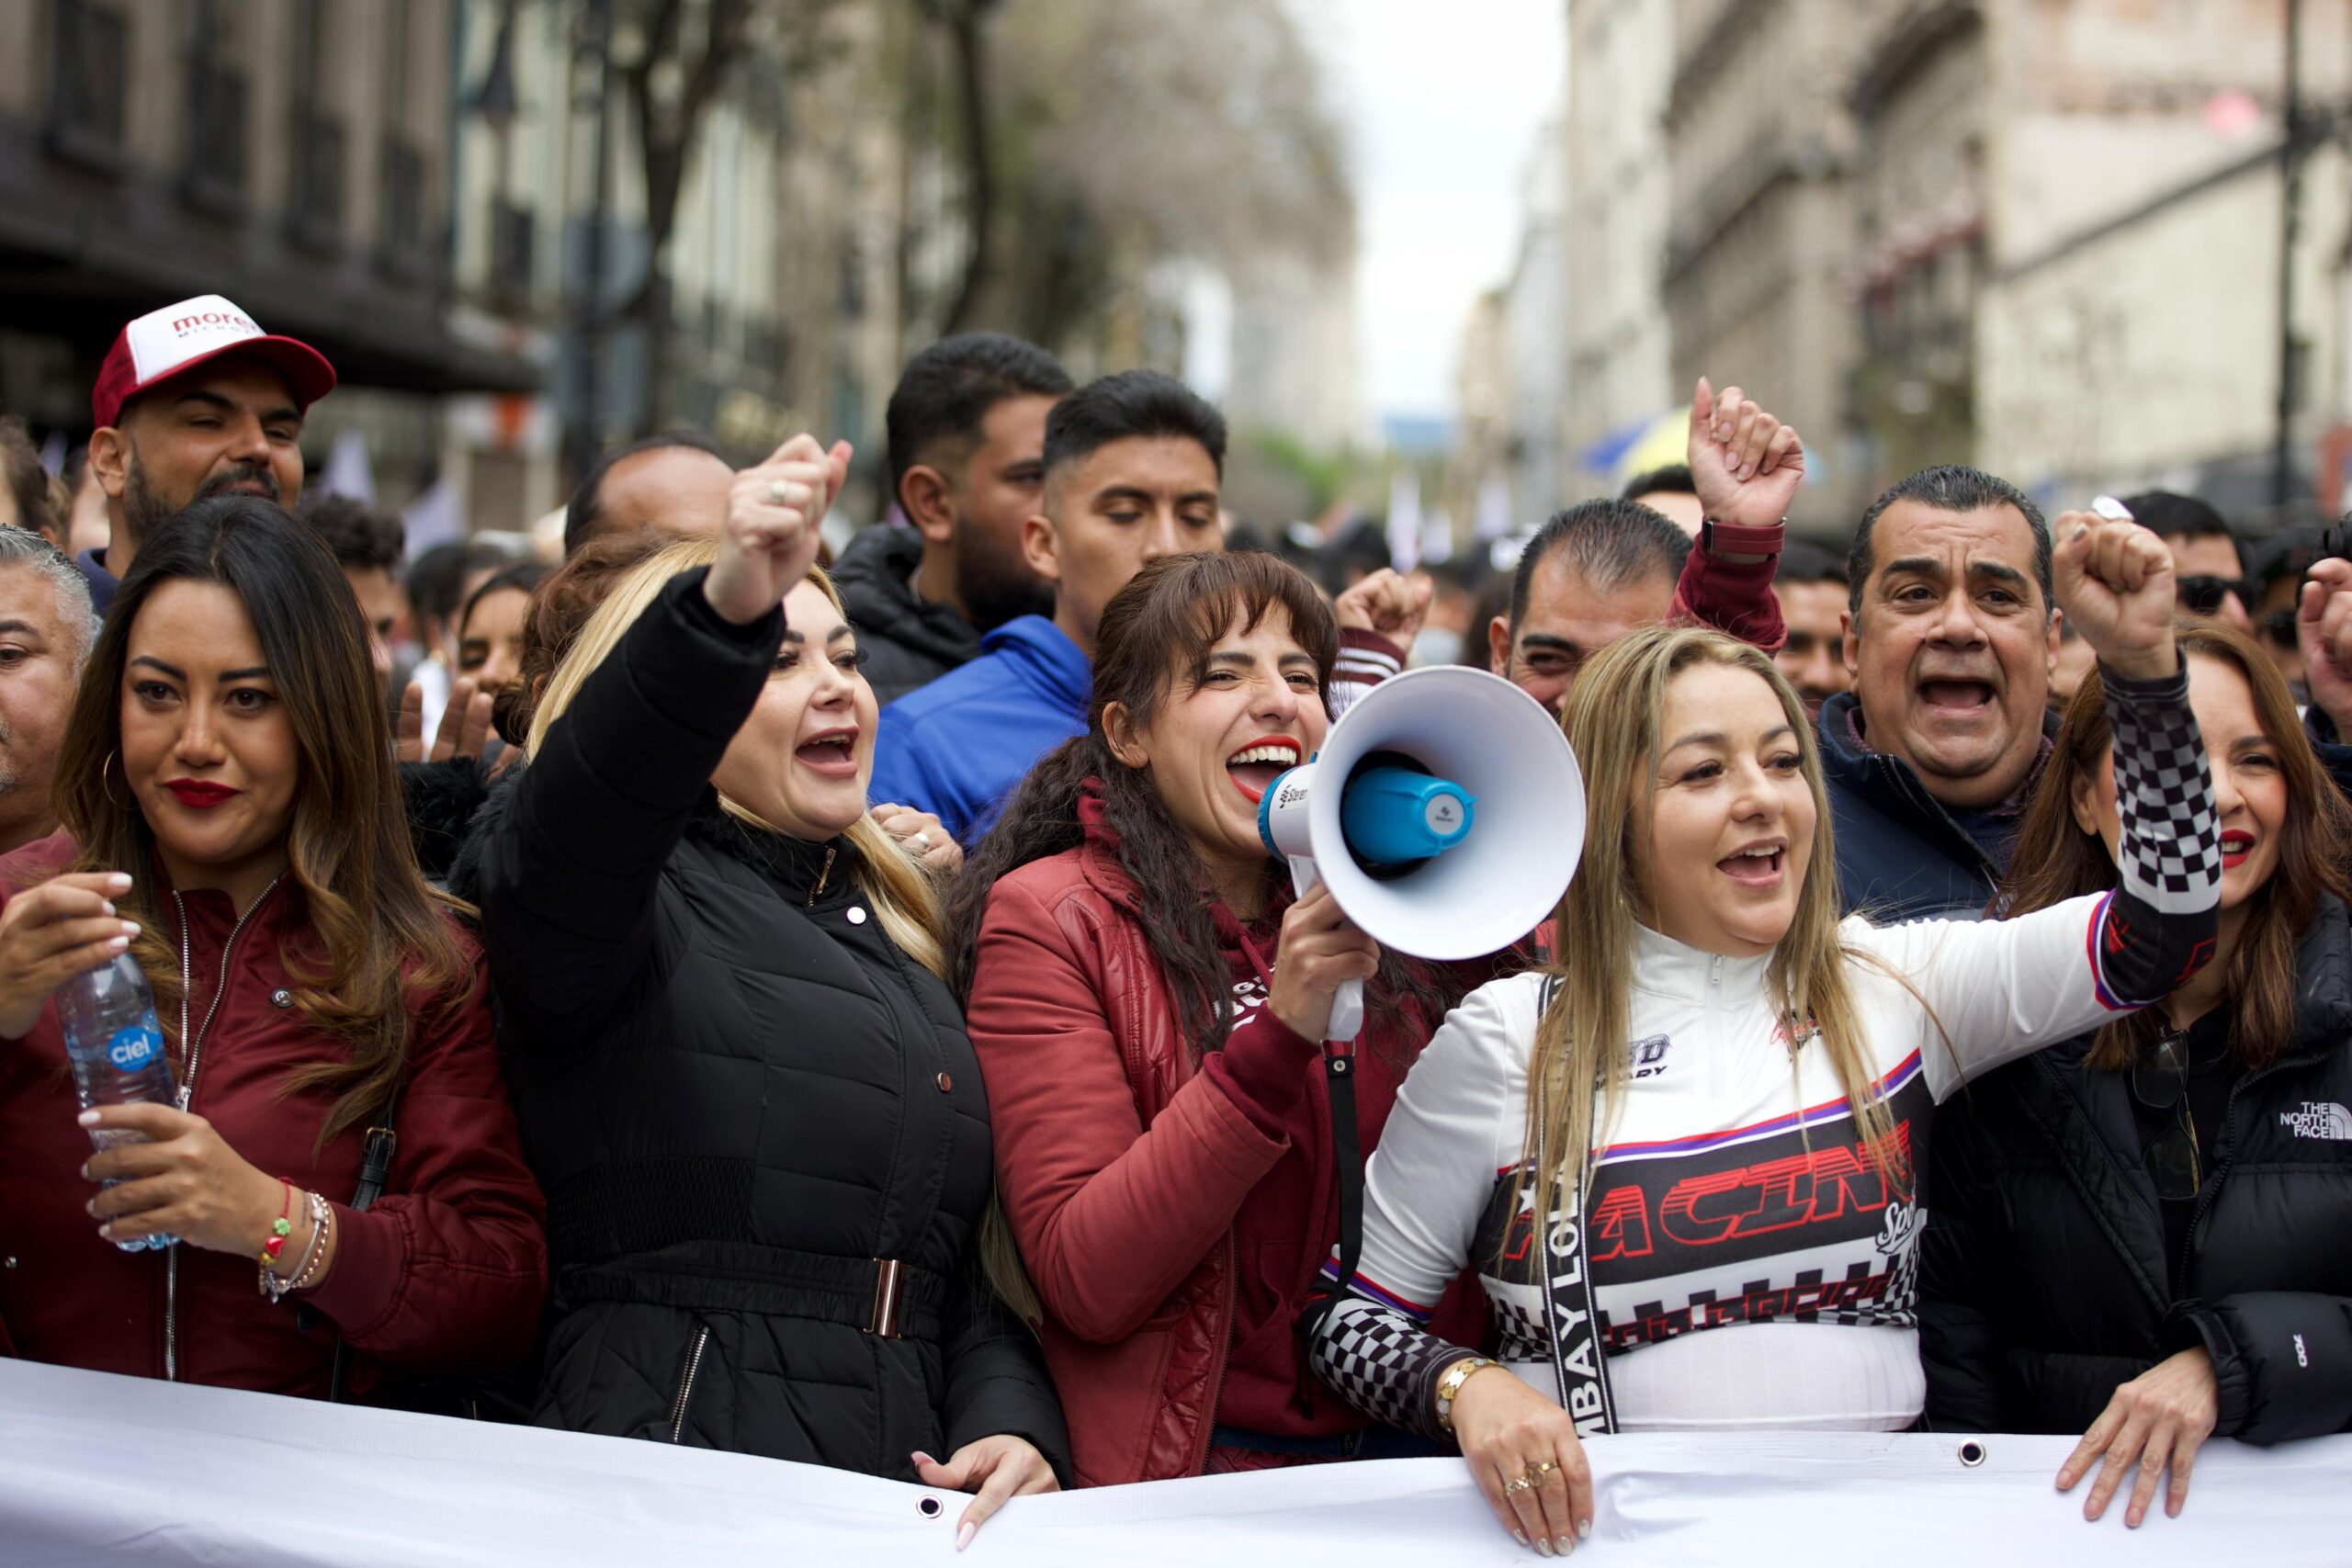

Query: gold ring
[1502,1475,1535,1496]
[1530,1460,1559,1480]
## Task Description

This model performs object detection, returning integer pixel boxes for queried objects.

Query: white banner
[2,1356,2348,1566]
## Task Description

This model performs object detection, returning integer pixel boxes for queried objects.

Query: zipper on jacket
[1709,955,1723,987]
[668,1325,711,1441]
[808,847,835,908]
[163,878,281,1383]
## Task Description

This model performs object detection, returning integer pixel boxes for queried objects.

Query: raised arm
[474,435,846,1038]
[1669,378,1801,651]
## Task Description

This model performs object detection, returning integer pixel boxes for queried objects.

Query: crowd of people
[0,291,2347,1554]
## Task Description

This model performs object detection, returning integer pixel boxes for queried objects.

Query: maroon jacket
[0,832,547,1397]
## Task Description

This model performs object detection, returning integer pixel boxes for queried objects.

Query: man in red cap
[82,294,336,611]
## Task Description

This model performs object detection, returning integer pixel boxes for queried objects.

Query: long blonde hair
[526,538,947,977]
[1521,626,1901,1215]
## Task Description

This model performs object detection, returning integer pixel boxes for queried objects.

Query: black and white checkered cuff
[2101,662,2218,915]
[1311,1296,1464,1439]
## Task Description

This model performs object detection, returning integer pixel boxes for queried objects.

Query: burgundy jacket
[0,832,548,1397]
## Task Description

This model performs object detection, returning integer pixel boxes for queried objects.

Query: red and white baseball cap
[90,293,337,430]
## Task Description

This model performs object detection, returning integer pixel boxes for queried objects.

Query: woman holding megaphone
[1307,502,2222,1555]
[950,548,1491,1484]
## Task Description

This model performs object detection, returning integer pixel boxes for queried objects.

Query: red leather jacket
[0,833,547,1397]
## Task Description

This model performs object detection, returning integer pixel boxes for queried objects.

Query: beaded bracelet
[260,1191,329,1303]
[287,1193,334,1293]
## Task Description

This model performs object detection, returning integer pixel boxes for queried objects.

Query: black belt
[560,1242,946,1340]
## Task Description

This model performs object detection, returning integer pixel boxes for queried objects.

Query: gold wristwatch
[1434,1355,1502,1433]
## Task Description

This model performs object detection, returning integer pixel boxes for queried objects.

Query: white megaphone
[1257,664,1586,1041]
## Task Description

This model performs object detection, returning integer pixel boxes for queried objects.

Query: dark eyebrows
[1517,633,1582,655]
[1091,484,1156,510]
[1878,556,1946,585]
[1177,490,1218,510]
[128,655,270,682]
[779,625,854,644]
[0,619,45,640]
[173,388,300,427]
[1970,560,2031,592]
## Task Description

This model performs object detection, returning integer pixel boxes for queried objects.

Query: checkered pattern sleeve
[1313,1293,1476,1439]
[1862,662,2218,1100]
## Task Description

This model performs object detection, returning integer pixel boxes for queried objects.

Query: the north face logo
[2279,1102,2352,1140]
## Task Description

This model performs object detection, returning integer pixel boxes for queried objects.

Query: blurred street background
[0,0,2345,557]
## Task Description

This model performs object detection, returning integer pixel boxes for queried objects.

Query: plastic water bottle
[57,953,179,1252]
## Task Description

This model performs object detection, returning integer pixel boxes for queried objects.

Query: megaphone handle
[1286,855,1365,1043]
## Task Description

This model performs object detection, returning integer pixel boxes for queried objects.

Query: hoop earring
[100,749,130,812]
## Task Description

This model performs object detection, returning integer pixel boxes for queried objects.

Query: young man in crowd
[835,333,1074,704]
[2126,489,2255,632]
[302,493,405,699]
[1772,537,1850,719]
[0,530,96,855]
[868,369,1226,841]
[561,431,734,557]
[1491,380,1801,715]
[83,294,335,612]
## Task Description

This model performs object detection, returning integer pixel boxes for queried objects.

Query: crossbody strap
[310,1079,403,1404]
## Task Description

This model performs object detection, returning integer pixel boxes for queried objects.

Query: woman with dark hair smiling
[950,548,1483,1485]
[1923,620,2352,1528]
[0,493,546,1396]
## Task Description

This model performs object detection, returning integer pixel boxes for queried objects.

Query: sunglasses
[2131,1029,2201,1201]
[1781,630,1828,657]
[2175,576,2258,618]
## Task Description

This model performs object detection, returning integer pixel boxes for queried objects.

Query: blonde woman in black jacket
[470,436,1064,1543]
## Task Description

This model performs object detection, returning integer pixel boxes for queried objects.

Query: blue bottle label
[106,1024,162,1073]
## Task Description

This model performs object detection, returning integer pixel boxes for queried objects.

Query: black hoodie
[831,524,985,705]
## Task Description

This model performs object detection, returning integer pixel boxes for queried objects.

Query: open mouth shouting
[1917,676,1997,718]
[795,726,861,780]
[1717,837,1788,888]
[1226,736,1303,804]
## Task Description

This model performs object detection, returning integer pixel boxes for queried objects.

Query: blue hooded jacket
[867,614,1090,843]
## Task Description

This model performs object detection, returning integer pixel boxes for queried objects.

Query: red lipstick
[164,780,239,810]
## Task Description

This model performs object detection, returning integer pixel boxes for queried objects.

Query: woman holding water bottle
[0,494,547,1398]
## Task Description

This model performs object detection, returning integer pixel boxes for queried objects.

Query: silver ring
[767,479,790,506]
[909,831,932,852]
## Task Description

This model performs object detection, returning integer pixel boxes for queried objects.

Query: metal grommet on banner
[917,1495,944,1518]
[1958,1439,1987,1468]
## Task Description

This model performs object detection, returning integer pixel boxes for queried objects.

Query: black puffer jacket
[469,567,1068,1483]
[1922,896,2352,1444]
[831,523,982,705]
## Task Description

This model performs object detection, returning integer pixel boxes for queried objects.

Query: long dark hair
[948,550,1463,1055]
[55,495,472,1143]
[2002,621,2352,1070]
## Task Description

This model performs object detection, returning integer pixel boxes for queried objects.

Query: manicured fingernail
[79,1163,91,1180]
[106,936,129,951]
[1556,1537,1575,1555]
[85,1199,96,1215]
[1534,1540,1554,1557]
[107,874,131,891]
[96,1223,111,1238]
[77,1110,99,1127]
[1578,1520,1594,1540]
[99,900,114,917]
[911,1451,933,1466]
[1512,1531,1528,1547]
[120,921,140,937]
[956,1522,976,1551]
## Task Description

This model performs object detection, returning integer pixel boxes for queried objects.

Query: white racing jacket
[1311,665,2221,1435]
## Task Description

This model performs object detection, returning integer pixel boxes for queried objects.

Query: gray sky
[1314,0,1566,426]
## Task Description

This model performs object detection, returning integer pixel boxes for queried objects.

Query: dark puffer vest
[469,568,1067,1481]
[1922,896,2352,1444]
